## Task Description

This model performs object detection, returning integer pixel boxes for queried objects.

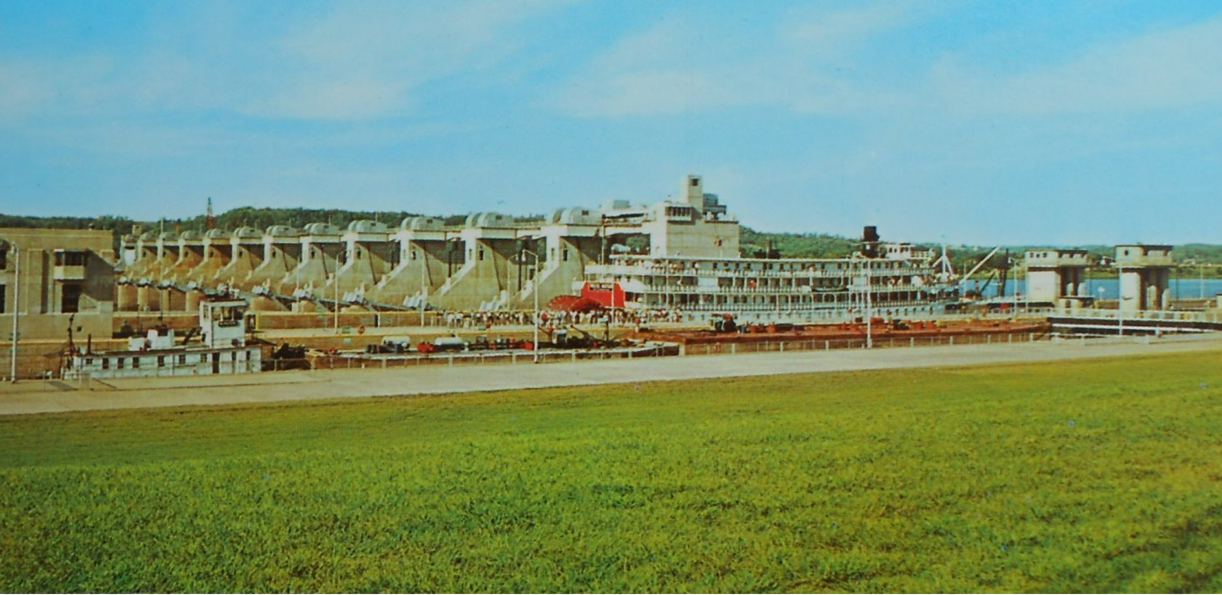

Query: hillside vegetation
[2,210,1220,265]
[1,352,1218,592]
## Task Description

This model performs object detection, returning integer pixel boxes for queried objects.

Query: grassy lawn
[0,352,1219,592]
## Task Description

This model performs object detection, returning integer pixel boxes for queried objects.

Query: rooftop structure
[1115,244,1173,312]
[1024,249,1090,305]
[0,227,116,341]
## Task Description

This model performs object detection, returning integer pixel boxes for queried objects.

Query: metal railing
[1059,308,1220,323]
[681,331,1046,356]
[272,344,679,372]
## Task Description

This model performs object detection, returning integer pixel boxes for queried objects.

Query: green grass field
[1,352,1219,592]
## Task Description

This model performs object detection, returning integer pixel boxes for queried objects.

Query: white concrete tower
[1115,244,1173,312]
[684,175,704,211]
[1024,249,1090,305]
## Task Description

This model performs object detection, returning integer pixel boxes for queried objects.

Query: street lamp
[1200,260,1207,301]
[8,242,18,383]
[417,248,428,328]
[1117,264,1124,337]
[851,255,872,349]
[518,246,542,364]
[864,265,872,349]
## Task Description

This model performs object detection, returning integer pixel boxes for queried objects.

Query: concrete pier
[514,208,603,309]
[245,226,301,310]
[1025,249,1090,307]
[216,227,264,290]
[280,223,343,301]
[1117,244,1172,312]
[367,217,448,308]
[432,213,524,311]
[326,220,396,305]
[117,232,157,311]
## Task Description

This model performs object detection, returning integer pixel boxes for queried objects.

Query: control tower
[1025,249,1090,305]
[1115,244,1172,312]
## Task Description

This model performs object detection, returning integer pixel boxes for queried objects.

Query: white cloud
[551,3,927,117]
[555,5,1222,120]
[932,15,1222,115]
[247,1,554,119]
[0,0,569,123]
[781,1,921,53]
[0,55,119,121]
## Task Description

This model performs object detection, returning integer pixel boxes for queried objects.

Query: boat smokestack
[862,226,880,258]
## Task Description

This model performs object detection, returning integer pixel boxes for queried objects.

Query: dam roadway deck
[0,334,1218,416]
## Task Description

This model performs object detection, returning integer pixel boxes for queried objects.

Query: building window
[200,354,208,363]
[117,358,125,369]
[61,283,82,313]
[102,358,109,370]
[178,354,186,365]
[132,357,140,369]
[157,356,165,368]
[54,251,87,266]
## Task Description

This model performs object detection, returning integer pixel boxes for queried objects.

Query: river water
[974,277,1222,300]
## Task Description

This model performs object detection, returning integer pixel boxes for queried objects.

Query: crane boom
[960,246,1002,284]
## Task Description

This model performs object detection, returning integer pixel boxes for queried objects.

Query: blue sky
[1,1,1220,245]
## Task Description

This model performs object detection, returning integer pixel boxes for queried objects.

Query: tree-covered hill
[2,209,1219,266]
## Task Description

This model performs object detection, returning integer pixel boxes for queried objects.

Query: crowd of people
[439,308,685,330]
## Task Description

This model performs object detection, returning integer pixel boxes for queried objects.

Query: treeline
[2,209,1219,266]
[740,227,860,258]
[0,207,546,239]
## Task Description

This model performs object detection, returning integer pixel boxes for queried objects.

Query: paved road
[0,335,1218,416]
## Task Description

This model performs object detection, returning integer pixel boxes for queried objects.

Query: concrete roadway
[0,335,1218,417]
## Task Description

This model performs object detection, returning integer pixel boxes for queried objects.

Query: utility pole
[333,256,340,333]
[9,244,18,382]
[1201,261,1206,301]
[515,247,542,363]
[865,264,873,349]
[1117,264,1124,338]
[419,247,428,327]
[533,250,540,364]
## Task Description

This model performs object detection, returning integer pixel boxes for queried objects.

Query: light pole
[331,251,340,334]
[1117,264,1123,337]
[519,247,541,364]
[9,242,18,383]
[864,265,872,349]
[1201,261,1207,301]
[418,247,428,327]
[852,255,872,349]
